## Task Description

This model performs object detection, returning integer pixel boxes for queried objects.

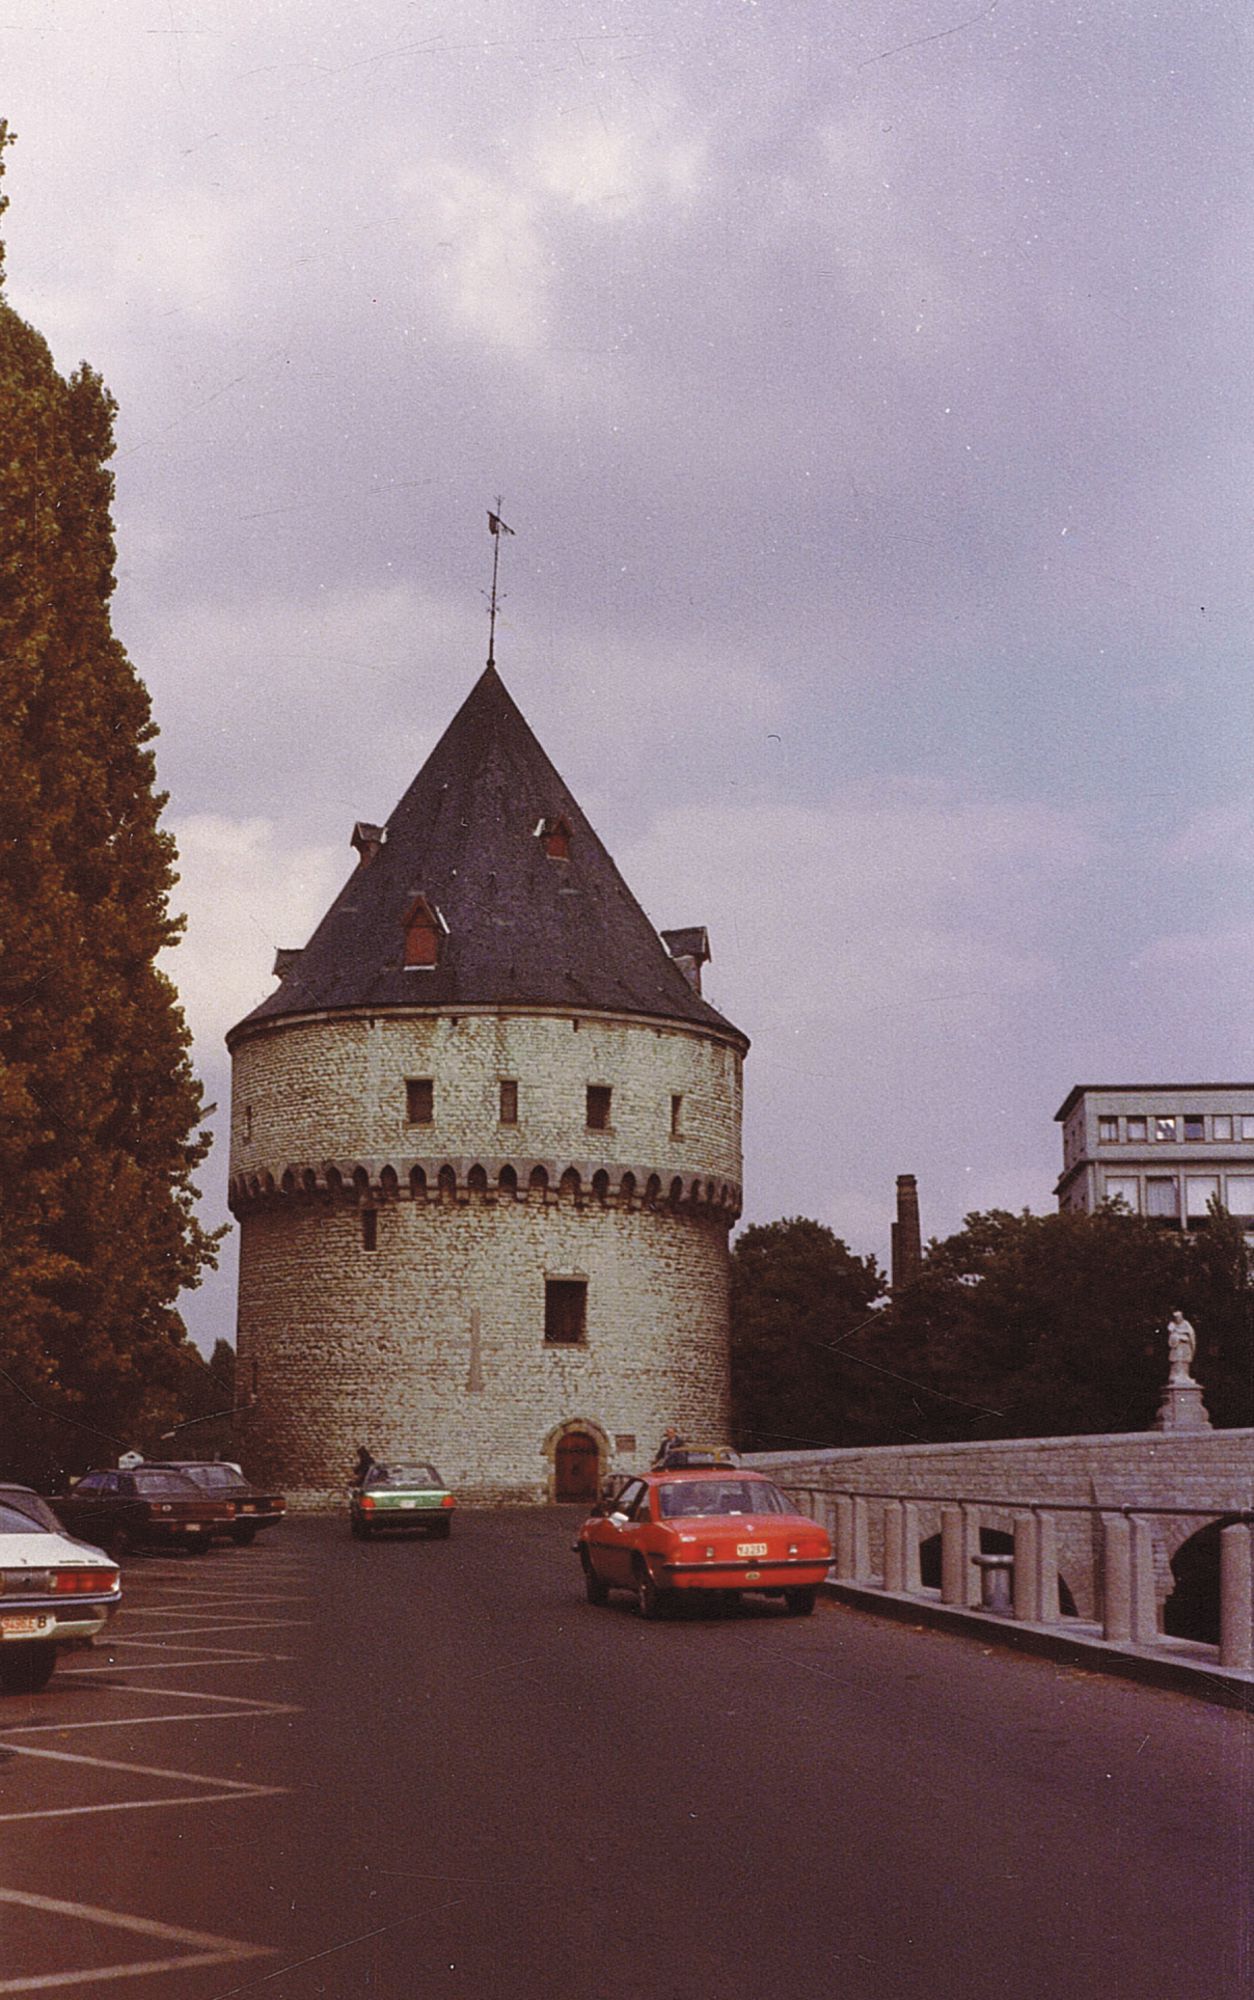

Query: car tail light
[52,1569,118,1594]
[441,1494,455,1509]
[361,1496,376,1512]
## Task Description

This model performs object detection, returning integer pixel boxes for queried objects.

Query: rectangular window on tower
[406,1078,434,1125]
[670,1093,684,1137]
[544,1278,587,1345]
[499,1079,518,1125]
[586,1085,612,1131]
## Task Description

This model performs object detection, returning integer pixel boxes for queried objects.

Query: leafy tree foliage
[729,1218,886,1450]
[733,1202,1253,1451]
[0,127,218,1483]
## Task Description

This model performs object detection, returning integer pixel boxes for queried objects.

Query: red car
[576,1466,832,1618]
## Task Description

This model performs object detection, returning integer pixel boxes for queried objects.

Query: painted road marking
[0,1736,285,1823]
[0,1886,273,1992]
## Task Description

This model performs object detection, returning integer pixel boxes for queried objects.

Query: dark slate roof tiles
[229,665,745,1045]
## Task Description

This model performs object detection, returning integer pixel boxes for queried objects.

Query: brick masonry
[230,1007,743,1503]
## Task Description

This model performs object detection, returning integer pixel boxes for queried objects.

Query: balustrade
[776,1480,1254,1676]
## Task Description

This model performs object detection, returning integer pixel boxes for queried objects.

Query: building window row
[1096,1112,1254,1145]
[401,1079,688,1135]
[1103,1171,1254,1224]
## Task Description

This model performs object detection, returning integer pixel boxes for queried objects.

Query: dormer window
[403,893,447,969]
[535,814,573,861]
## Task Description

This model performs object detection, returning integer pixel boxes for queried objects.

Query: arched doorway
[555,1429,601,1503]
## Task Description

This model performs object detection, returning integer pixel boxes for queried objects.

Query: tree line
[730,1204,1254,1453]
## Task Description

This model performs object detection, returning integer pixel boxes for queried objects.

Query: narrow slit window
[586,1085,612,1131]
[499,1079,519,1125]
[670,1093,683,1137]
[406,1077,434,1124]
[361,1209,378,1251]
[545,1278,587,1345]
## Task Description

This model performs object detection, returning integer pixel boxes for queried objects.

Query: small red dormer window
[403,893,445,969]
[535,814,572,861]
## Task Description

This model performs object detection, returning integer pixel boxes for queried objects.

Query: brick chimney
[891,1174,922,1291]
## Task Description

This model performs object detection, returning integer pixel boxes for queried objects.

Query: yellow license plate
[737,1543,768,1558]
[2,1614,49,1636]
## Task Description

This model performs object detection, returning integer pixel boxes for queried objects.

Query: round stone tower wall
[229,1008,744,1502]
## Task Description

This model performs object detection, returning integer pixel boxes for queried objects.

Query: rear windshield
[657,1480,791,1519]
[177,1465,243,1490]
[0,1493,61,1534]
[130,1471,203,1497]
[365,1464,442,1490]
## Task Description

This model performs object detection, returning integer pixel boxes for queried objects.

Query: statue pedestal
[1155,1381,1213,1433]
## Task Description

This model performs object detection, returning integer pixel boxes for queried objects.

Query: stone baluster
[1036,1510,1061,1624]
[833,1496,855,1581]
[940,1506,965,1605]
[850,1496,871,1582]
[1129,1515,1158,1644]
[1102,1513,1132,1642]
[1013,1511,1040,1622]
[1219,1522,1254,1672]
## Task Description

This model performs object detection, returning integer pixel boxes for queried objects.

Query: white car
[0,1484,121,1694]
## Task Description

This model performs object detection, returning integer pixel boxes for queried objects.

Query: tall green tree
[729,1218,886,1450]
[788,1202,1254,1448]
[0,126,217,1482]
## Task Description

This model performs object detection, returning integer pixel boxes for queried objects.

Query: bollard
[1219,1522,1254,1672]
[972,1552,1015,1615]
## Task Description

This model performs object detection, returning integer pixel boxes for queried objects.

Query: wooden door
[555,1430,600,1503]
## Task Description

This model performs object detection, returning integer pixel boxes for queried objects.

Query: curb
[821,1579,1254,1711]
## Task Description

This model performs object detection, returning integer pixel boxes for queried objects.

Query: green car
[350,1462,455,1540]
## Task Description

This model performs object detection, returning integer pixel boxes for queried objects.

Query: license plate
[2,1614,49,1636]
[185,1524,203,1533]
[737,1542,768,1558]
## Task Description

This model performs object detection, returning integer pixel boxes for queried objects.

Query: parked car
[350,1462,455,1539]
[147,1461,285,1544]
[51,1467,233,1555]
[575,1466,832,1618]
[0,1484,121,1694]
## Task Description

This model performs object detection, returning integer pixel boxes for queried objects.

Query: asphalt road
[1,1510,1250,1999]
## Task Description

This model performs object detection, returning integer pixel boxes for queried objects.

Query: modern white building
[1055,1084,1254,1229]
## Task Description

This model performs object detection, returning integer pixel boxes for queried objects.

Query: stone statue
[1166,1310,1197,1385]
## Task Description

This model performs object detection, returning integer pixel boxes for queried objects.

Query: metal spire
[486,500,515,668]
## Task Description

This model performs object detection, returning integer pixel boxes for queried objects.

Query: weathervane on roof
[485,500,515,669]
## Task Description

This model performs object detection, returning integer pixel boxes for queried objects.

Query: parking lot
[0,1535,314,1993]
[3,1511,1250,1999]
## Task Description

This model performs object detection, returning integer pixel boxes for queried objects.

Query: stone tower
[226,665,748,1504]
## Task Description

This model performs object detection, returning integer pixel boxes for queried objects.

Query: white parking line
[0,1886,273,1992]
[0,1740,286,1824]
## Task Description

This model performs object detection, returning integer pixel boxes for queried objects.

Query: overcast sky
[5,1,1252,1353]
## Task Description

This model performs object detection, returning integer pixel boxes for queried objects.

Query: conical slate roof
[230,665,746,1045]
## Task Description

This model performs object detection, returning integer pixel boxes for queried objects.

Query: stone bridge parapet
[745,1429,1254,1665]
